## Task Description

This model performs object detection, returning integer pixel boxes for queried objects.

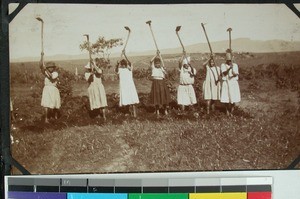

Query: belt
[180,84,192,86]
[152,77,164,80]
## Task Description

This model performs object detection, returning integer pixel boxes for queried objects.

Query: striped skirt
[149,79,171,106]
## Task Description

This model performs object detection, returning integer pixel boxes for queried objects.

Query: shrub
[56,68,76,102]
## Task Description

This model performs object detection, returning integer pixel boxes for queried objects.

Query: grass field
[10,52,300,174]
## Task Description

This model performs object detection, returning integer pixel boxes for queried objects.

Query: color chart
[7,174,272,199]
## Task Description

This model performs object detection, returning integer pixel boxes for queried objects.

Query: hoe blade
[124,26,131,31]
[36,17,43,22]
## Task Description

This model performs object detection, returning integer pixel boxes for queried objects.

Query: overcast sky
[9,3,300,59]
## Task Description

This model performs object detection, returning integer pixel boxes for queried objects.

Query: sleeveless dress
[117,66,139,106]
[177,66,197,105]
[85,72,107,110]
[41,72,61,109]
[220,63,241,103]
[203,65,221,100]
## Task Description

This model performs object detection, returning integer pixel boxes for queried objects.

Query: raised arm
[158,52,165,69]
[122,50,129,63]
[90,59,95,72]
[150,54,157,64]
[178,55,184,69]
[123,53,133,71]
[39,53,54,81]
[94,65,103,76]
[202,58,210,67]
[221,64,231,77]
[223,64,233,76]
[94,58,102,74]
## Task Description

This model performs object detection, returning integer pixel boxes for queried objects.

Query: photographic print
[8,3,300,175]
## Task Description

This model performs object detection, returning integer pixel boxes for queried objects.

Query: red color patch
[247,192,272,199]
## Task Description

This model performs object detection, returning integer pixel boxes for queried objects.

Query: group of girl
[38,50,241,123]
[202,52,241,116]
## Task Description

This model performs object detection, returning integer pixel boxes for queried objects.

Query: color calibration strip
[7,177,272,199]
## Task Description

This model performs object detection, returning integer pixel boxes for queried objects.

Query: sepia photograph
[8,3,300,175]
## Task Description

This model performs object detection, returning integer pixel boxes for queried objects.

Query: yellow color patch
[189,193,221,199]
[189,193,247,199]
[221,193,247,199]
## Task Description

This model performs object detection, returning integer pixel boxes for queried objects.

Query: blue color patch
[8,191,67,199]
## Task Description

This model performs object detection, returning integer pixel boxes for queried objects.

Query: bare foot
[226,111,230,116]
[212,105,215,112]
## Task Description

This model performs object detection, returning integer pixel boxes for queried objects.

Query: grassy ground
[9,52,300,174]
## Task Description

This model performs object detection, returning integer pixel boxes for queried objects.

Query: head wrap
[84,62,91,69]
[46,61,57,68]
[225,53,232,61]
[182,56,191,65]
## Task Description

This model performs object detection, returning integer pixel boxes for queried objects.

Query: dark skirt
[149,79,171,106]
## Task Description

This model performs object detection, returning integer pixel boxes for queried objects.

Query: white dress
[41,72,61,109]
[220,63,241,103]
[85,72,107,110]
[203,65,221,100]
[118,66,139,106]
[177,66,197,106]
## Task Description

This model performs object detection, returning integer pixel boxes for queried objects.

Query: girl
[220,53,241,116]
[202,56,221,114]
[149,51,171,116]
[177,56,197,111]
[40,53,61,123]
[115,52,139,117]
[85,58,108,121]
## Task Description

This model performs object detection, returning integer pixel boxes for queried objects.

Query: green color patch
[129,193,188,199]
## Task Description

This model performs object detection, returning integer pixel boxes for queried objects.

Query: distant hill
[11,38,300,63]
[156,38,300,56]
[11,53,91,63]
